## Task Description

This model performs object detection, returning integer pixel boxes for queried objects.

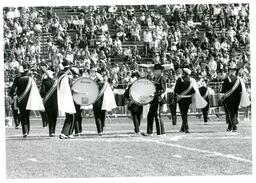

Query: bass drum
[72,77,99,106]
[129,79,156,105]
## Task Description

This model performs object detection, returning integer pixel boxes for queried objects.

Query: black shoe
[226,128,232,132]
[232,130,237,132]
[172,123,176,125]
[23,133,28,138]
[185,130,190,133]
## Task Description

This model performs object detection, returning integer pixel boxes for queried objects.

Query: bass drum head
[72,77,99,106]
[130,79,156,105]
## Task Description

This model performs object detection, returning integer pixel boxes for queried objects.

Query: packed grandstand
[3,4,250,116]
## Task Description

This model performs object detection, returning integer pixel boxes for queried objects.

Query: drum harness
[94,81,108,102]
[176,77,193,102]
[17,76,32,103]
[202,87,209,99]
[43,79,58,104]
[222,77,240,100]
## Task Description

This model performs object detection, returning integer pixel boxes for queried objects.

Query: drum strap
[203,88,209,99]
[224,77,240,99]
[95,81,108,102]
[57,73,67,88]
[43,80,58,104]
[18,77,32,103]
[177,78,193,102]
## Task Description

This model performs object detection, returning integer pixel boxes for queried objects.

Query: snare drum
[129,79,156,105]
[72,77,99,106]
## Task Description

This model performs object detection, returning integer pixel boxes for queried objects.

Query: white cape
[57,76,76,115]
[101,83,117,111]
[26,78,45,111]
[190,78,208,109]
[239,78,250,107]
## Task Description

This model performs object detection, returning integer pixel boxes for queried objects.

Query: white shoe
[142,132,153,136]
[68,134,74,138]
[59,134,68,139]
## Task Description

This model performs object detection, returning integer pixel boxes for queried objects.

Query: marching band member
[168,68,182,126]
[90,66,117,136]
[174,67,195,133]
[40,68,58,137]
[145,64,167,136]
[9,64,45,138]
[220,62,250,132]
[70,67,83,136]
[123,71,143,134]
[174,67,207,133]
[58,60,76,139]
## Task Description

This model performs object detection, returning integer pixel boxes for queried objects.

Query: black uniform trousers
[93,107,106,134]
[74,103,82,134]
[224,102,239,131]
[11,104,20,127]
[40,111,48,127]
[19,108,30,135]
[178,98,191,132]
[61,113,75,136]
[129,103,143,133]
[147,98,165,135]
[45,107,58,135]
[169,102,177,125]
[201,99,209,122]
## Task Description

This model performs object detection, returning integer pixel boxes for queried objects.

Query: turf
[5,115,252,178]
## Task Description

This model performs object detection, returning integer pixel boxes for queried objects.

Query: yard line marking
[173,154,182,158]
[27,158,38,162]
[124,155,134,159]
[75,157,84,161]
[145,139,252,164]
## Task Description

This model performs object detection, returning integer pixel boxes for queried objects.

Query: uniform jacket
[40,78,58,110]
[174,76,195,104]
[154,75,167,104]
[199,86,209,103]
[9,74,31,108]
[221,74,242,104]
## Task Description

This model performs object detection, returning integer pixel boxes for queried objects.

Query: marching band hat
[46,70,54,79]
[19,64,29,73]
[131,71,140,78]
[228,62,237,70]
[183,68,191,75]
[70,67,79,75]
[153,64,164,70]
[62,59,70,69]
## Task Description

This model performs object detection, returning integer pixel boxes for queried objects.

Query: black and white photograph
[1,0,255,182]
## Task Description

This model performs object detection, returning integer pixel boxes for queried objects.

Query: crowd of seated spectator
[3,4,250,90]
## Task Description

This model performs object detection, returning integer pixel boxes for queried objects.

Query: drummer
[58,60,76,139]
[123,71,143,134]
[89,66,107,136]
[70,67,83,136]
[198,79,215,123]
[144,64,167,136]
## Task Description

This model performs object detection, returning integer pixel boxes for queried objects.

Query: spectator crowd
[4,4,250,90]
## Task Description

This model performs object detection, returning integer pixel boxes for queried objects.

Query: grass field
[5,115,252,178]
